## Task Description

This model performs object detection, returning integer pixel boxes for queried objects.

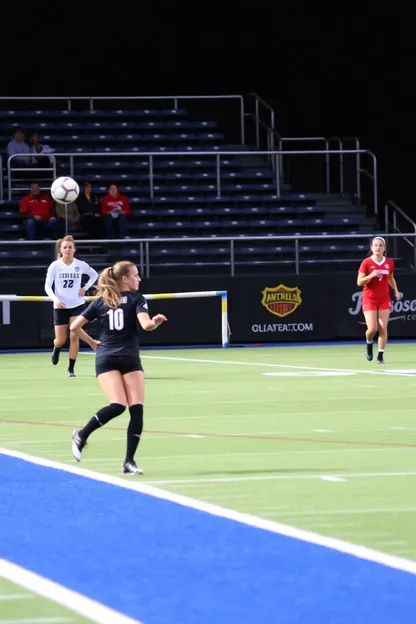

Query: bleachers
[0,99,390,275]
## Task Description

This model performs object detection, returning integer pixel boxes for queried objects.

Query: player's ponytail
[56,235,76,259]
[95,261,136,308]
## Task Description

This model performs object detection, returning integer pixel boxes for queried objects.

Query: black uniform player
[69,260,167,474]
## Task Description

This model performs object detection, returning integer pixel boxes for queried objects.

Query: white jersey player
[44,235,99,377]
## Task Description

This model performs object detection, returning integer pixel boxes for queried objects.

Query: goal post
[0,290,229,348]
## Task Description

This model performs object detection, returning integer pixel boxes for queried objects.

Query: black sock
[79,403,125,441]
[68,358,76,372]
[53,345,61,353]
[125,404,143,463]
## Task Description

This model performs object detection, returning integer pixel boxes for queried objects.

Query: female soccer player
[357,236,401,363]
[69,260,167,475]
[44,235,99,377]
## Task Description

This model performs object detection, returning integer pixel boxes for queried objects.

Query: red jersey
[358,256,394,301]
[20,193,53,220]
[100,194,131,217]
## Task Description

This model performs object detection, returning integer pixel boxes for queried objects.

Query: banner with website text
[1,274,416,349]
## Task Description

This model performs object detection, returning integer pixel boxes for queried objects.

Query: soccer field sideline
[1,345,416,622]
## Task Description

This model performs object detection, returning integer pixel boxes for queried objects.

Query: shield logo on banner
[261,284,303,318]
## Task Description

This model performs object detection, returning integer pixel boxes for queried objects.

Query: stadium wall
[1,275,416,348]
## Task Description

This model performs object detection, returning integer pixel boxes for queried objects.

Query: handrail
[0,232,410,245]
[7,155,57,200]
[0,94,245,145]
[277,137,331,193]
[0,232,412,277]
[7,148,376,211]
[0,154,2,200]
[384,200,416,266]
[246,93,276,150]
[385,200,416,229]
[7,148,377,213]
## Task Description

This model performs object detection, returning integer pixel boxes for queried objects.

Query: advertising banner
[337,274,416,338]
[1,273,416,349]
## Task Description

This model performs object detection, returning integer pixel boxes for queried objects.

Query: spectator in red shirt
[100,183,130,239]
[20,182,64,240]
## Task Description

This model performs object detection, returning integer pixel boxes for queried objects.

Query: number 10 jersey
[82,291,149,356]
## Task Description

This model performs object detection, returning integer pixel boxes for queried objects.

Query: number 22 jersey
[45,258,98,309]
[82,291,149,356]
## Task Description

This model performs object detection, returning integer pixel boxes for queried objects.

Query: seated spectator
[19,182,63,240]
[7,126,31,167]
[54,200,79,233]
[26,130,55,168]
[100,183,130,239]
[77,181,102,238]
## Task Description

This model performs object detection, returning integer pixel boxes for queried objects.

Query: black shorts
[54,303,86,326]
[95,354,143,377]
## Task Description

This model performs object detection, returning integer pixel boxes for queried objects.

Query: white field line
[1,447,416,577]
[0,559,143,624]
[142,355,416,377]
[140,471,416,485]
[76,447,416,463]
[0,594,34,601]
[0,618,73,624]
[263,507,416,517]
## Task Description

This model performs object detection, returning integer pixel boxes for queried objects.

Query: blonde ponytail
[95,260,136,308]
[96,267,121,308]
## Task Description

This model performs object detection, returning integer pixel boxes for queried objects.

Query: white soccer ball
[51,176,80,204]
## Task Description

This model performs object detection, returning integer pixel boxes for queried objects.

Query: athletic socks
[125,404,144,463]
[68,358,76,373]
[79,403,126,441]
[77,403,144,467]
[377,349,384,364]
[366,341,373,361]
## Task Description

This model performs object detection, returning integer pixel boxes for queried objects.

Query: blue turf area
[0,454,415,623]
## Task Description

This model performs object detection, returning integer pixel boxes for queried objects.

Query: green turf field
[1,344,415,620]
[0,576,92,623]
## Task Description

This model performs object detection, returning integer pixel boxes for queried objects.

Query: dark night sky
[3,5,414,213]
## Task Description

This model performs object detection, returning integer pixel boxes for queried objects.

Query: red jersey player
[357,236,401,363]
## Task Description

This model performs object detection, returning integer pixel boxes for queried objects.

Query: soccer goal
[0,290,230,347]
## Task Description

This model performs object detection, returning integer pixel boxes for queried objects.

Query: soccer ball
[51,176,80,204]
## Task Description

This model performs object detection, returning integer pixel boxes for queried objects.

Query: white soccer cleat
[71,429,86,461]
[122,461,143,475]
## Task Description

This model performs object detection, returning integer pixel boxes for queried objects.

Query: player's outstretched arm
[137,312,167,331]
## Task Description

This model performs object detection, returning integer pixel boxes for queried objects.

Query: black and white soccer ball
[51,176,80,204]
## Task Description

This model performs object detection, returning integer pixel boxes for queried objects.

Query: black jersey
[82,291,149,357]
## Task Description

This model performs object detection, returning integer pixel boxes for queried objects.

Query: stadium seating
[0,103,386,275]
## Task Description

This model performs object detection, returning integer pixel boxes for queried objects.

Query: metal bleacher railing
[2,94,367,201]
[0,93,246,140]
[7,148,378,214]
[0,231,414,276]
[0,93,412,255]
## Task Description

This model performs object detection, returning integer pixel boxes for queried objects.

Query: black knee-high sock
[68,358,76,372]
[79,403,125,441]
[125,404,143,463]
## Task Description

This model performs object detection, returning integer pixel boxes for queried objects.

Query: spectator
[54,200,79,234]
[26,130,55,168]
[7,126,31,167]
[20,182,62,240]
[100,183,130,239]
[77,181,102,238]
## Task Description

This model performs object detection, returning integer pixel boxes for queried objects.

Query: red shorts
[362,298,391,312]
